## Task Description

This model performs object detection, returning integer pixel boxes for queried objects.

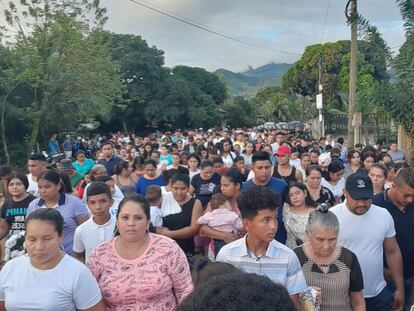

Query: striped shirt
[216,235,308,295]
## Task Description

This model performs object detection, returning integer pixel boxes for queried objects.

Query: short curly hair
[237,186,282,220]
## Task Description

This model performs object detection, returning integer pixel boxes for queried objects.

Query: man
[388,143,406,163]
[243,152,287,243]
[331,172,404,311]
[26,153,48,197]
[48,134,60,156]
[63,135,72,159]
[216,186,307,311]
[271,131,284,154]
[373,167,414,309]
[96,141,122,176]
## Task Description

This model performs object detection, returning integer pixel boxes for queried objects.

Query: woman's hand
[222,232,237,244]
[156,227,172,237]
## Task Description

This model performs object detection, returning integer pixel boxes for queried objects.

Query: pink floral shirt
[87,233,193,311]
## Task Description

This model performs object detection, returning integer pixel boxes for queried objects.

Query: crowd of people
[0,127,413,311]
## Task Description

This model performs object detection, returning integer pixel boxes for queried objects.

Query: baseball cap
[318,152,332,167]
[345,172,373,200]
[275,145,291,156]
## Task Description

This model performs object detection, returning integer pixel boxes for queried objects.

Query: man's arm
[73,251,85,263]
[384,236,404,311]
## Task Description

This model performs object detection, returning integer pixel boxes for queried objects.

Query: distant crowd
[0,127,412,311]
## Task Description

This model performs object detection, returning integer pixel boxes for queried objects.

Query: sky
[101,0,405,72]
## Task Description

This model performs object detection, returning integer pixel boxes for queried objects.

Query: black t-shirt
[163,198,195,255]
[191,173,221,207]
[1,194,36,236]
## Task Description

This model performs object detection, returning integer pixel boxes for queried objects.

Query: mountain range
[214,63,292,98]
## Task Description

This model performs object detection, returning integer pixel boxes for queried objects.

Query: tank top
[115,175,136,195]
[163,198,195,255]
[273,165,297,183]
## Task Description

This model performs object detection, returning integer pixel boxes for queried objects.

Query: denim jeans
[365,286,393,311]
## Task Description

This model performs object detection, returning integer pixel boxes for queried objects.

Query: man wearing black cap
[331,172,404,311]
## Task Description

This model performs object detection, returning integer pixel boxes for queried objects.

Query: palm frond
[396,0,414,34]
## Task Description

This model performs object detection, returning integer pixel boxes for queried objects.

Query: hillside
[214,63,291,98]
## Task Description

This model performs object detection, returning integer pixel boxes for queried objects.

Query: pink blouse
[87,233,193,311]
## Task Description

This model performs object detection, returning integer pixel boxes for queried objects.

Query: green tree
[1,0,122,157]
[391,0,414,134]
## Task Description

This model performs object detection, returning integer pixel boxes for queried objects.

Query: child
[146,185,163,228]
[197,193,243,256]
[73,182,115,263]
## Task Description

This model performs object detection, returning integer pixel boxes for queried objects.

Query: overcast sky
[100,0,405,72]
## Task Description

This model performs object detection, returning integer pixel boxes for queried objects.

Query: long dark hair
[114,194,150,236]
[286,182,317,208]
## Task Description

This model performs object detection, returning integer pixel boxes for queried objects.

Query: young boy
[73,182,115,263]
[197,193,243,255]
[216,186,307,310]
[145,185,163,228]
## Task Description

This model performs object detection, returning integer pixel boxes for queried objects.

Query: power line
[321,0,332,43]
[128,0,302,56]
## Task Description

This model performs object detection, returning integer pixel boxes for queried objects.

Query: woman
[134,159,166,195]
[200,169,244,258]
[232,156,248,182]
[321,159,346,204]
[273,145,303,183]
[127,148,137,166]
[305,165,336,207]
[297,153,311,181]
[112,160,138,195]
[242,141,254,170]
[190,160,221,208]
[283,182,317,249]
[27,170,89,255]
[294,205,365,311]
[368,163,387,195]
[0,208,105,310]
[187,153,201,181]
[157,174,203,263]
[344,149,361,179]
[384,162,396,190]
[360,151,376,173]
[142,142,154,160]
[73,150,95,176]
[0,173,36,243]
[88,194,193,311]
[309,149,320,165]
[219,141,236,168]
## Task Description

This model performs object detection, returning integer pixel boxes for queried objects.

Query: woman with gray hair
[293,204,366,311]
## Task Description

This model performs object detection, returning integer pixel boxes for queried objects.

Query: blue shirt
[97,155,122,176]
[216,235,307,295]
[242,177,288,244]
[134,175,166,195]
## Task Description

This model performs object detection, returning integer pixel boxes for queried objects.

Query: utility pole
[345,0,357,146]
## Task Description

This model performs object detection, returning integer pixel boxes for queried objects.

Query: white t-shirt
[150,206,163,228]
[73,215,116,262]
[330,202,396,298]
[0,254,101,310]
[321,177,346,201]
[26,173,39,197]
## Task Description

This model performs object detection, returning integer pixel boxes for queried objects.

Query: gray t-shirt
[27,193,89,255]
[388,150,405,162]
